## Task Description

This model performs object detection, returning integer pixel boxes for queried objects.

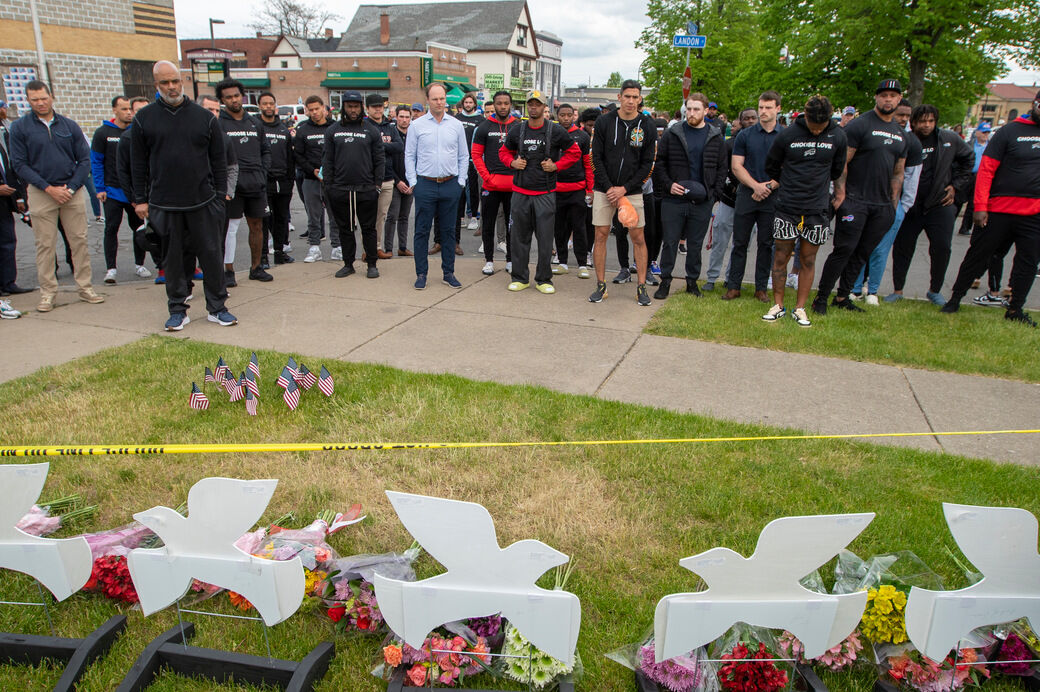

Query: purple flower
[996,633,1033,676]
[640,644,704,692]
[468,615,502,639]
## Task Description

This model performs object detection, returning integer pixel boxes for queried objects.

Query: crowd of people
[1,62,1038,330]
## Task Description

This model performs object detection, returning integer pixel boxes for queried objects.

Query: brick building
[0,0,177,127]
[969,83,1038,129]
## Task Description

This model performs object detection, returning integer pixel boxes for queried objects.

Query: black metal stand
[115,622,334,692]
[0,614,126,691]
[387,664,576,691]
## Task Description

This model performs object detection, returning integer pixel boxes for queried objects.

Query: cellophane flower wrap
[711,625,790,692]
[321,544,420,634]
[605,629,719,692]
[78,520,162,604]
[16,496,98,537]
[375,617,496,688]
[991,620,1040,677]
[500,620,579,689]
[879,642,991,692]
[778,629,864,672]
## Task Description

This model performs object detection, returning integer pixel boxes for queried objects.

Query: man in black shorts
[215,78,271,285]
[812,79,907,315]
[762,95,848,327]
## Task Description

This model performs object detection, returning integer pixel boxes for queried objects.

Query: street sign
[673,34,707,49]
[682,66,692,101]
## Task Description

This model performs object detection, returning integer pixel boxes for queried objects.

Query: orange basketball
[618,196,639,229]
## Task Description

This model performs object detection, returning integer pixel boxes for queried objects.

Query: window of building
[243,89,261,105]
[511,56,520,78]
[280,60,289,68]
[1008,108,1019,120]
[120,59,155,99]
[981,104,997,112]
[517,25,527,47]
[523,60,531,72]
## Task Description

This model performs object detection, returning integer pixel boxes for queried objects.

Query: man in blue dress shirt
[404,82,469,290]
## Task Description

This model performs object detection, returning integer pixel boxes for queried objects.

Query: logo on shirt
[841,214,855,222]
[803,148,816,157]
[629,125,644,148]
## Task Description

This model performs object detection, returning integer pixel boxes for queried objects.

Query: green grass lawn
[0,337,1038,691]
[646,288,1040,383]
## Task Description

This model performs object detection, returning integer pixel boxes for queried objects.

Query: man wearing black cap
[812,79,908,315]
[365,93,400,260]
[323,90,384,279]
[941,91,1040,326]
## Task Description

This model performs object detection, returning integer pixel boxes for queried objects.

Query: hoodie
[259,116,294,192]
[218,109,270,196]
[764,115,848,216]
[366,115,404,183]
[555,124,594,193]
[321,116,385,192]
[912,128,974,212]
[294,117,334,180]
[590,110,657,195]
[974,115,1040,215]
[471,113,518,192]
[499,119,581,195]
[91,119,130,202]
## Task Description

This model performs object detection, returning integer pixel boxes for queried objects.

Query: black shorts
[225,194,269,220]
[773,211,830,246]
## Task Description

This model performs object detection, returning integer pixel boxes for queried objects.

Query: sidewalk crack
[901,368,944,451]
[594,333,641,396]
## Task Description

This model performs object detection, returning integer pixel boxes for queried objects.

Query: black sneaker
[645,271,660,286]
[940,297,961,313]
[678,241,687,255]
[224,269,237,287]
[612,268,631,284]
[832,296,865,312]
[653,279,671,300]
[686,279,702,297]
[588,281,608,303]
[637,283,651,306]
[260,259,270,270]
[1005,310,1038,327]
[274,252,295,265]
[335,264,356,278]
[248,267,273,282]
[811,295,828,315]
[366,265,380,279]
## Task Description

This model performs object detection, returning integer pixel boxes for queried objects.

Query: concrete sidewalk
[3,254,1038,467]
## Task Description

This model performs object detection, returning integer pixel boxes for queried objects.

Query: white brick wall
[1,49,125,129]
[0,0,135,34]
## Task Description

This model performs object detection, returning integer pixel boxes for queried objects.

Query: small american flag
[230,373,245,402]
[317,365,334,397]
[204,366,215,384]
[283,376,300,411]
[276,366,292,390]
[295,363,318,390]
[286,357,299,377]
[222,370,238,397]
[189,382,209,410]
[243,370,260,397]
[215,357,229,382]
[245,387,258,416]
[248,352,260,379]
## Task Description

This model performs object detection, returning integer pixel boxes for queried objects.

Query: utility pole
[28,0,50,86]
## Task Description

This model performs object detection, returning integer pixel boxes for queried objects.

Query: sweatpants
[891,204,957,293]
[853,206,905,296]
[957,177,977,234]
[817,200,895,300]
[262,190,292,259]
[726,190,775,291]
[986,236,1015,292]
[949,212,1040,312]
[554,189,588,266]
[102,198,145,269]
[509,192,556,285]
[302,178,339,247]
[481,189,512,263]
[659,198,713,281]
[151,199,227,316]
[327,189,379,266]
[644,193,662,264]
[384,187,413,252]
[705,201,735,283]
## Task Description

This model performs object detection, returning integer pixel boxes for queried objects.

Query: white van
[278,104,308,127]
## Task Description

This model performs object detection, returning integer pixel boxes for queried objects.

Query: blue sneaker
[154,270,166,284]
[414,274,427,290]
[207,310,238,326]
[164,313,189,331]
[443,273,462,289]
[926,291,946,307]
[883,293,903,303]
[193,269,204,280]
[651,261,661,275]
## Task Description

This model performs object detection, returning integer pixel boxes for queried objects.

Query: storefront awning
[433,73,476,93]
[321,71,391,89]
[238,78,271,88]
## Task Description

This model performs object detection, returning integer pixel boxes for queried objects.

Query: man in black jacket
[295,95,340,262]
[366,93,401,260]
[131,60,235,331]
[258,91,295,267]
[216,78,272,284]
[652,93,727,300]
[322,91,385,279]
[705,107,757,290]
[589,79,658,305]
[762,96,848,327]
[384,104,414,256]
[0,126,27,302]
[887,104,974,305]
[115,97,160,280]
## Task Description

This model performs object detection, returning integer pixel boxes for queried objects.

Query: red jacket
[471,114,518,192]
[555,124,594,194]
[974,116,1040,215]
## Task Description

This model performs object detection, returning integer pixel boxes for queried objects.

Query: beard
[341,109,362,123]
[876,103,896,115]
[161,92,184,106]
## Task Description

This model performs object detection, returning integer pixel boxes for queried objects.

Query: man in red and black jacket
[499,91,581,293]
[942,92,1040,326]
[471,90,518,272]
[553,103,595,277]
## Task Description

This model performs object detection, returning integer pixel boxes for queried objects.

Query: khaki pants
[376,180,394,250]
[27,186,93,297]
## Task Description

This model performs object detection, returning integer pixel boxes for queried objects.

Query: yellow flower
[303,569,327,597]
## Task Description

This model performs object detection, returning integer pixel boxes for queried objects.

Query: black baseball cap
[342,90,364,104]
[365,93,385,106]
[876,79,902,94]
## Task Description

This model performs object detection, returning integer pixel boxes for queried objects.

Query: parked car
[278,104,308,126]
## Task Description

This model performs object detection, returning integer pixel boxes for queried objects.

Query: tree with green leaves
[606,72,624,88]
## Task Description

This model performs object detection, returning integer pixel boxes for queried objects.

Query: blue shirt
[404,111,469,188]
[9,110,90,192]
[733,122,781,184]
[972,137,987,173]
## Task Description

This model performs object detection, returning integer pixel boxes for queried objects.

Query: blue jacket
[9,111,90,193]
[90,119,129,203]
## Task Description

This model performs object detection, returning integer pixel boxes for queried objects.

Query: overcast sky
[174,0,1040,89]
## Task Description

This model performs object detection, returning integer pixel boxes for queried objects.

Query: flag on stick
[230,373,245,402]
[276,366,292,391]
[283,376,301,411]
[286,357,299,378]
[222,370,238,398]
[243,369,260,397]
[296,363,318,390]
[317,365,334,397]
[245,387,258,416]
[215,357,229,382]
[189,382,210,410]
[204,367,215,385]
[248,352,260,379]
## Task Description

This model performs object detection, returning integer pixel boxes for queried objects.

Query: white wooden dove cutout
[654,513,874,662]
[906,503,1040,662]
[127,478,304,626]
[0,463,92,601]
[373,491,581,664]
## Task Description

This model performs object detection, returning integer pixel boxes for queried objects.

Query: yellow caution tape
[0,429,1038,457]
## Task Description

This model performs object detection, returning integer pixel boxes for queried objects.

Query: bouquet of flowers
[16,495,98,537]
[708,625,791,692]
[991,620,1040,677]
[320,543,421,635]
[77,515,175,604]
[881,644,990,691]
[777,629,864,672]
[605,630,718,692]
[861,584,908,644]
[499,620,579,689]
[380,632,493,687]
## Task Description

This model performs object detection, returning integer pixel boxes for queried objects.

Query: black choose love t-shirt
[844,110,909,205]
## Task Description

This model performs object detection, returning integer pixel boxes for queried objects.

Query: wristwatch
[765,182,775,191]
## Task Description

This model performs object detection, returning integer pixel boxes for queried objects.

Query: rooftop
[345,1,528,52]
